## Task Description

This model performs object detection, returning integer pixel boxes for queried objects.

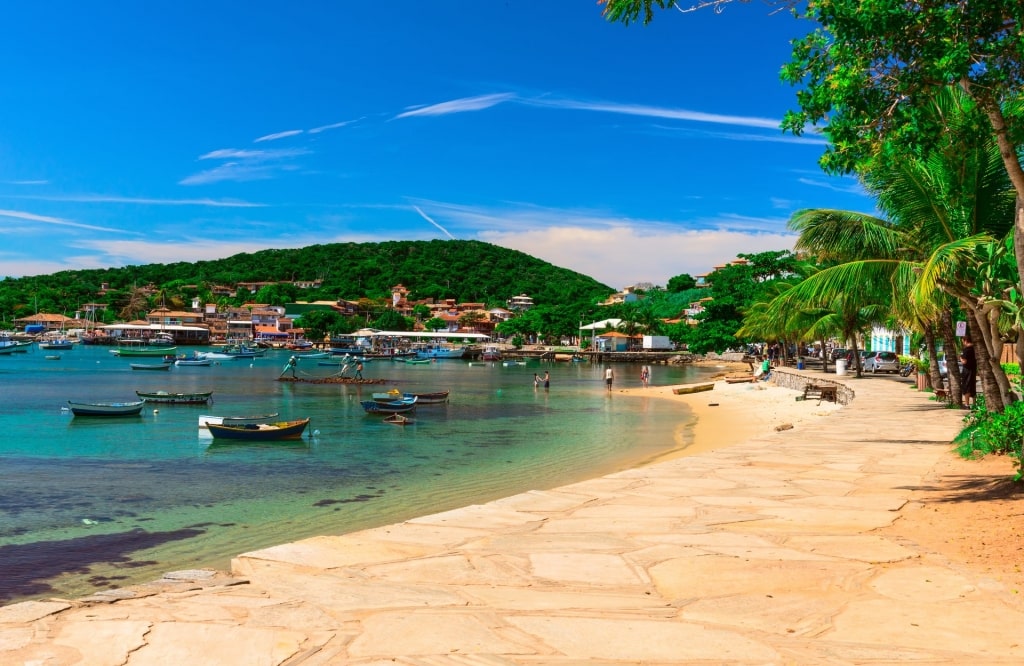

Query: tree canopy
[0,240,615,323]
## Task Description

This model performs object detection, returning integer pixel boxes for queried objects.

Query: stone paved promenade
[4,373,1023,664]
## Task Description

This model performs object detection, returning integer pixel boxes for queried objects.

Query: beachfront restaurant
[101,323,210,345]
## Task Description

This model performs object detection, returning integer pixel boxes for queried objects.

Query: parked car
[938,352,959,378]
[829,347,848,361]
[835,349,875,370]
[863,351,900,374]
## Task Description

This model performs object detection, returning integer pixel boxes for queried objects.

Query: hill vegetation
[0,240,616,328]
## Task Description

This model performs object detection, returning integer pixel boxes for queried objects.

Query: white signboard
[955,320,967,337]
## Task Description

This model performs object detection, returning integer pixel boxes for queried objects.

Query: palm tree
[778,88,1016,408]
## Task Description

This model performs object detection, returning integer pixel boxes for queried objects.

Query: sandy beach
[7,369,1024,663]
[620,372,843,462]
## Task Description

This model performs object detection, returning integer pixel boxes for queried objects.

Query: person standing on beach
[543,371,550,389]
[533,373,541,389]
[605,366,614,391]
[640,365,650,388]
[354,361,364,380]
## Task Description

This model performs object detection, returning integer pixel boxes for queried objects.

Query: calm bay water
[0,345,717,604]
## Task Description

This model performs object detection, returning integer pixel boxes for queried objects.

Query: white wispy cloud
[797,176,867,196]
[179,163,279,186]
[309,118,362,134]
[525,97,782,130]
[651,124,827,145]
[198,148,310,161]
[412,205,455,239]
[4,179,49,186]
[402,200,796,286]
[9,194,265,208]
[0,209,132,233]
[254,129,304,142]
[182,147,312,185]
[0,255,110,279]
[395,93,516,119]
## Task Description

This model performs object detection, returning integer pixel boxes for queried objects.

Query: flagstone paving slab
[6,372,1022,664]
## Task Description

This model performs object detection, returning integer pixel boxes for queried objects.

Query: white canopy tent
[351,328,489,341]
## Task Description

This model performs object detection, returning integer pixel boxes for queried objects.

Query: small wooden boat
[67,400,145,417]
[206,418,310,441]
[136,390,213,404]
[360,396,417,414]
[502,360,527,367]
[45,354,61,360]
[112,344,179,357]
[724,376,756,384]
[672,383,715,395]
[130,363,171,371]
[372,389,450,405]
[175,357,212,366]
[197,412,280,436]
[39,339,75,350]
[402,358,432,365]
[383,413,414,426]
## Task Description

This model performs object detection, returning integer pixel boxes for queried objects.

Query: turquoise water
[0,346,715,603]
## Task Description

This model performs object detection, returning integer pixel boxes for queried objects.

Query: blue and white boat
[414,345,466,359]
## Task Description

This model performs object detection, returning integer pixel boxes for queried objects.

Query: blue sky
[0,1,870,288]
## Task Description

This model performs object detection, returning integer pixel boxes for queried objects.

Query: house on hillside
[506,294,535,311]
[14,312,78,333]
[593,330,632,352]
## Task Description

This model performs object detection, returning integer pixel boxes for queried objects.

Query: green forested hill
[0,240,614,321]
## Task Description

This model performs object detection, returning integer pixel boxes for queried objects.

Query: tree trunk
[924,326,943,392]
[820,337,829,373]
[848,334,861,378]
[939,309,962,404]
[980,105,1024,331]
[968,313,1007,412]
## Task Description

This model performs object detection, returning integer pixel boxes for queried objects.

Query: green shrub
[955,395,1024,479]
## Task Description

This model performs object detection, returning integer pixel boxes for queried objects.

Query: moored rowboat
[372,389,449,405]
[672,383,715,395]
[67,400,145,417]
[136,390,213,404]
[361,396,417,414]
[198,412,280,429]
[205,418,310,441]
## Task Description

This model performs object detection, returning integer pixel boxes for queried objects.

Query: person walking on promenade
[959,338,977,409]
[605,366,614,391]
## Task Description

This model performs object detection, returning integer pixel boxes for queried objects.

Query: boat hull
[373,390,449,405]
[130,363,171,371]
[360,398,417,414]
[672,383,715,395]
[206,418,310,441]
[68,400,145,416]
[136,391,213,404]
[113,346,179,357]
[198,413,280,428]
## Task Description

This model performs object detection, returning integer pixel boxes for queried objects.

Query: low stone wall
[770,367,855,405]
